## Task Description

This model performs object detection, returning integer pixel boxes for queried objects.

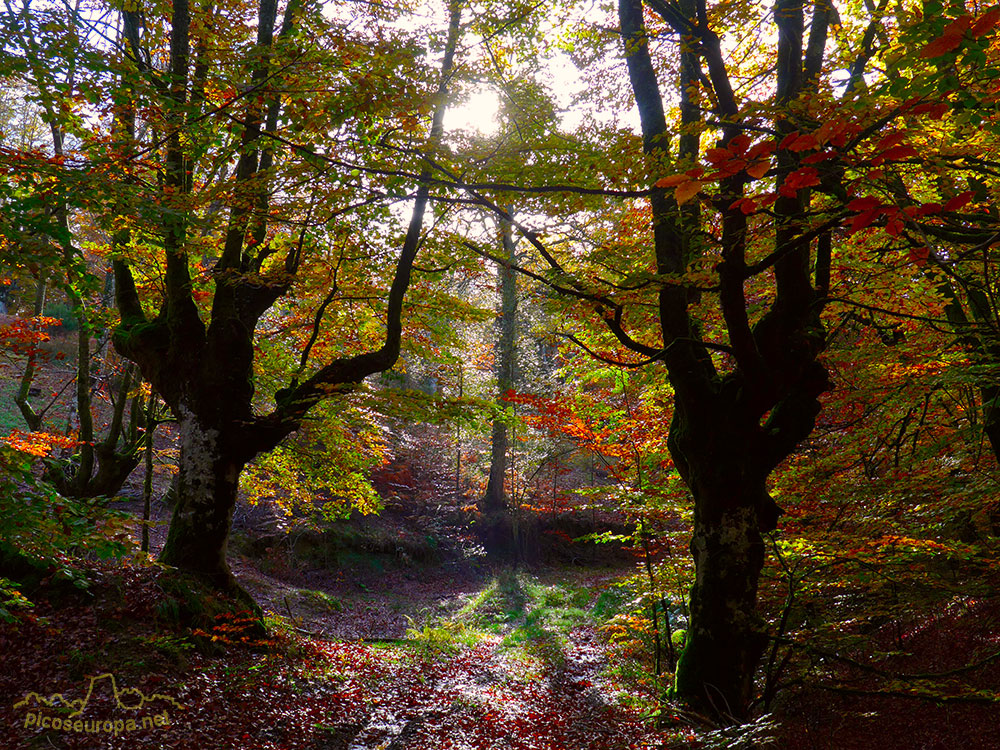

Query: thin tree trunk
[15,279,46,431]
[481,213,519,556]
[483,213,518,512]
[141,389,155,554]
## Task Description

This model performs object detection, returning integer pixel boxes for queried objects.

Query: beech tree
[594,0,1000,721]
[479,214,520,553]
[101,0,466,592]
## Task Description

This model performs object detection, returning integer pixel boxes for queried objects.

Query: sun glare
[446,88,502,136]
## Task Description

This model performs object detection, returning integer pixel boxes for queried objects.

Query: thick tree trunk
[667,402,774,720]
[673,483,768,719]
[984,384,1000,465]
[158,407,246,591]
[111,0,463,601]
[483,421,509,514]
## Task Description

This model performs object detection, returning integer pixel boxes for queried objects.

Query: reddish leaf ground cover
[0,563,672,749]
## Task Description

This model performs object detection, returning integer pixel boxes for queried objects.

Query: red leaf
[801,151,832,164]
[850,208,880,234]
[778,131,800,150]
[705,147,732,166]
[943,14,974,36]
[972,6,1000,37]
[943,190,974,211]
[880,145,919,161]
[787,133,819,152]
[876,131,907,151]
[908,246,930,266]
[728,134,753,156]
[783,166,820,190]
[847,196,882,212]
[747,141,776,160]
[719,158,747,176]
[728,197,758,214]
[885,214,905,236]
[919,33,964,58]
[911,102,950,119]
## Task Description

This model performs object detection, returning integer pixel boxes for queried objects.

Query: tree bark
[617,0,832,721]
[158,406,246,589]
[482,213,518,515]
[480,213,520,558]
[112,0,465,590]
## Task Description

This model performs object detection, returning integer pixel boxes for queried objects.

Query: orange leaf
[728,134,753,156]
[675,180,703,205]
[655,174,688,188]
[746,160,770,179]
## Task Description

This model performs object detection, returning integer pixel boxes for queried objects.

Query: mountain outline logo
[14,673,183,718]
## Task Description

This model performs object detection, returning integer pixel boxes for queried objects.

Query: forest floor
[2,490,999,749]
[0,489,680,750]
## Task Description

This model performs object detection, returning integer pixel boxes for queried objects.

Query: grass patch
[295,588,343,612]
[404,569,602,670]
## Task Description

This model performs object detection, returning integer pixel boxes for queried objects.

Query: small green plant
[0,577,32,622]
[404,617,479,654]
[67,648,98,679]
[0,446,132,605]
[136,633,195,659]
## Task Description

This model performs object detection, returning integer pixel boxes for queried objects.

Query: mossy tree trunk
[112,0,464,588]
[616,0,835,721]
